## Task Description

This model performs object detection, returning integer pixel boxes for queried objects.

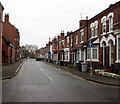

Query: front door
[108,40,114,67]
[102,42,107,67]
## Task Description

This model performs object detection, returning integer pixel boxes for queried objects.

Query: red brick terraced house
[67,1,120,73]
[0,2,4,65]
[86,1,120,73]
[2,14,20,64]
[70,18,88,70]
[57,31,65,65]
[63,32,71,64]
[44,41,52,62]
[45,43,49,62]
[51,37,58,64]
[38,1,120,74]
[39,47,46,60]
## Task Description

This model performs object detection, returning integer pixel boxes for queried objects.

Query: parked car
[36,58,41,61]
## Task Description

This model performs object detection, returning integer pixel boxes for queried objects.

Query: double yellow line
[56,68,120,89]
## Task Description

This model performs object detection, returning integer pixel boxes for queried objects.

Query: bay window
[92,45,98,60]
[116,35,120,63]
[64,51,69,61]
[87,45,99,61]
[87,48,91,60]
[81,50,84,61]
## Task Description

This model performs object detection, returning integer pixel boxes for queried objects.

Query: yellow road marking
[1,62,120,89]
[56,68,120,89]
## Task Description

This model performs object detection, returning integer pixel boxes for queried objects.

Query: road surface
[2,59,119,103]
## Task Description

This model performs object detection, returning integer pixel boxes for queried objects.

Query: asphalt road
[2,59,120,103]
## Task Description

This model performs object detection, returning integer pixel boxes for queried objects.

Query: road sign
[88,42,92,48]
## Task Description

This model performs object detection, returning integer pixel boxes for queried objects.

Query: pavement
[1,59,25,80]
[1,59,120,87]
[44,61,120,87]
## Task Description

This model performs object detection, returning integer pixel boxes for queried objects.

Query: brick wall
[2,14,20,63]
[0,3,4,64]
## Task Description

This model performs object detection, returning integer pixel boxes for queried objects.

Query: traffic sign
[88,42,92,48]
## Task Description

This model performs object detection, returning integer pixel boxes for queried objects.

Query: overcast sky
[1,0,119,48]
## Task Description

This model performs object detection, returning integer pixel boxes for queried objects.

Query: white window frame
[86,45,99,62]
[87,48,91,60]
[116,34,120,63]
[76,35,78,44]
[67,37,69,44]
[80,29,84,43]
[101,16,107,35]
[67,36,69,47]
[79,49,84,61]
[64,51,68,61]
[94,21,98,36]
[92,45,99,61]
[76,49,80,62]
[64,48,70,62]
[62,40,64,48]
[70,35,72,46]
[90,23,94,37]
[107,12,114,33]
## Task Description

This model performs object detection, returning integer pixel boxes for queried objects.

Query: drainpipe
[86,16,88,40]
[85,16,88,63]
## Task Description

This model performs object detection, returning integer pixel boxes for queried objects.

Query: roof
[0,2,4,10]
[89,1,120,21]
[2,36,15,48]
[71,1,120,33]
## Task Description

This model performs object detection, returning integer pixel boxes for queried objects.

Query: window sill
[115,60,120,63]
[107,31,114,34]
[86,59,99,62]
[90,35,98,39]
[86,59,90,61]
[64,60,70,62]
[101,33,106,36]
[80,41,84,43]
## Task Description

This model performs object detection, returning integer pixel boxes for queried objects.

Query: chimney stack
[86,16,88,20]
[5,13,9,22]
[109,4,114,7]
[67,31,71,36]
[79,16,88,28]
